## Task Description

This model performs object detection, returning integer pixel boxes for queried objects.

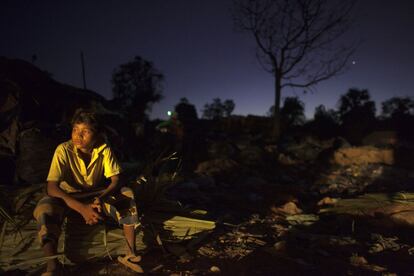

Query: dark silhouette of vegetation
[281,96,306,127]
[202,98,235,119]
[311,104,340,138]
[268,96,305,129]
[223,100,236,117]
[337,88,376,143]
[314,105,339,125]
[174,97,198,124]
[111,56,164,122]
[381,97,414,120]
[338,88,376,123]
[233,0,357,139]
[174,98,202,171]
[380,96,414,138]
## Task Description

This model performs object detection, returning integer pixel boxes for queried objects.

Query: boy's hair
[71,109,102,133]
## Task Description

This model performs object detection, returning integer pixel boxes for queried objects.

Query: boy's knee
[119,214,140,226]
[34,198,65,247]
[120,187,134,199]
[33,196,65,221]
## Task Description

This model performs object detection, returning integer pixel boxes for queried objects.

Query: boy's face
[71,123,96,153]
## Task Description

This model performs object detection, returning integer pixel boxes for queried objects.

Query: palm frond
[133,151,182,211]
[0,186,16,227]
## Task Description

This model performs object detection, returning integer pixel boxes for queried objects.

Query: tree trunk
[272,74,282,140]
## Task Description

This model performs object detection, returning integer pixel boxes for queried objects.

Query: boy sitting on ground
[33,109,143,275]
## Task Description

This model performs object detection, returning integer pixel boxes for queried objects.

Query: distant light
[352,60,356,65]
[167,110,172,116]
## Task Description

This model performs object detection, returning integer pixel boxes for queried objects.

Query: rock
[273,241,287,252]
[210,266,221,273]
[332,146,394,166]
[349,254,368,266]
[271,201,302,215]
[317,197,338,206]
[377,204,414,227]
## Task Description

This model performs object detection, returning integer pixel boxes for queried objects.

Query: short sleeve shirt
[47,140,122,193]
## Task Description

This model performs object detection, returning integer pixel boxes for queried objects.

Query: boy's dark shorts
[33,187,138,246]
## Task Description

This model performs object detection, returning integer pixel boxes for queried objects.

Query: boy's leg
[119,224,143,273]
[102,187,139,253]
[123,224,136,255]
[102,187,143,272]
[33,196,66,273]
[42,241,58,272]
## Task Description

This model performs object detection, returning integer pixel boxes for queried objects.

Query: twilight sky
[1,0,414,119]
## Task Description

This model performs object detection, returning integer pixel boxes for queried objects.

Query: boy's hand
[92,197,102,213]
[80,203,103,225]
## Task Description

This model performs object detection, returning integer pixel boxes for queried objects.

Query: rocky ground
[50,188,414,275]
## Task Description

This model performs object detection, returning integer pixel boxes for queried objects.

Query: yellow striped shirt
[47,140,122,193]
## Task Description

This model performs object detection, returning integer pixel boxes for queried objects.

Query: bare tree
[233,0,357,138]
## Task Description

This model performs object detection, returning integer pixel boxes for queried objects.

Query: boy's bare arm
[47,181,102,224]
[47,181,84,211]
